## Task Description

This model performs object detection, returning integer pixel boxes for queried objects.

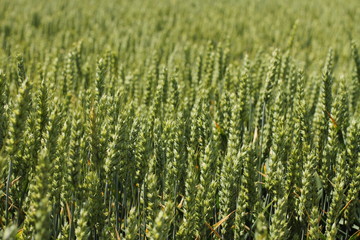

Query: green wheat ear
[23,147,51,239]
[325,150,347,240]
[16,54,26,86]
[148,201,175,240]
[255,212,269,240]
[75,203,90,240]
[0,70,8,150]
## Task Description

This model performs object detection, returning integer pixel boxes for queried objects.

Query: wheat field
[0,0,359,239]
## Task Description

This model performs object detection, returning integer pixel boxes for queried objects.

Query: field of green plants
[0,0,360,239]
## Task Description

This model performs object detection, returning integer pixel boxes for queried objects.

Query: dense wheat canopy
[0,0,359,239]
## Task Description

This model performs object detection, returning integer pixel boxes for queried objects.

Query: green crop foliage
[0,0,359,239]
